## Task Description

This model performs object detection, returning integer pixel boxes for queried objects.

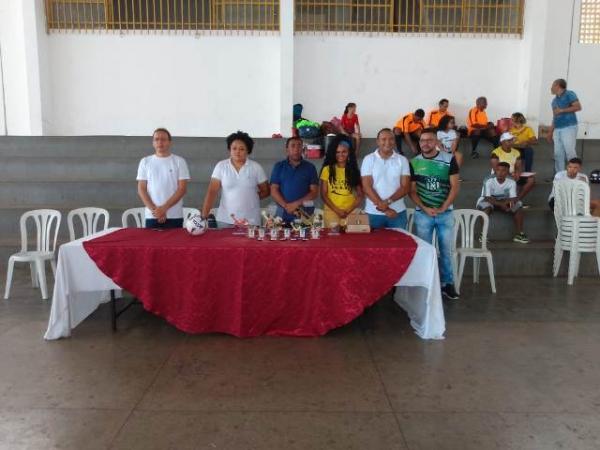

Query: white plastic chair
[553,179,590,229]
[406,208,415,233]
[67,207,109,241]
[553,216,599,284]
[4,209,62,300]
[183,207,200,226]
[121,208,145,228]
[552,180,597,284]
[453,209,496,294]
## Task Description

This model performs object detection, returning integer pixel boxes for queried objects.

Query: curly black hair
[226,131,254,154]
[437,114,455,132]
[320,134,361,188]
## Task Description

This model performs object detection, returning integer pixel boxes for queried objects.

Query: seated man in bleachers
[490,132,535,205]
[467,96,498,159]
[427,98,451,129]
[393,109,425,155]
[548,157,600,216]
[477,162,529,244]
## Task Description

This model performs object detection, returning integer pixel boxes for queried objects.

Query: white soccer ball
[185,214,207,236]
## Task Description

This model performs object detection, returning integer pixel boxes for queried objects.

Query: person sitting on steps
[394,109,425,155]
[467,96,498,159]
[477,161,529,244]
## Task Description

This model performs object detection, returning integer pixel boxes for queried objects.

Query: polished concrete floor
[1,267,600,450]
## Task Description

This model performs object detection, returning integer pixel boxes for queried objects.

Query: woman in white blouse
[436,115,463,167]
[201,131,270,226]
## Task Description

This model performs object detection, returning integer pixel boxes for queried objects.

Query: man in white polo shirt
[361,128,411,229]
[137,128,190,228]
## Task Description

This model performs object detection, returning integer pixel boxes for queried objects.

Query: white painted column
[0,0,47,135]
[279,0,294,136]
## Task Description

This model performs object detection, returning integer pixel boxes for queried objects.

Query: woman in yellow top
[510,112,538,172]
[320,136,364,228]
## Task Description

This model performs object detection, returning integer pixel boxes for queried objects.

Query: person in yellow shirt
[320,136,364,228]
[427,98,451,128]
[467,96,498,159]
[490,132,535,203]
[509,112,538,172]
[393,109,425,155]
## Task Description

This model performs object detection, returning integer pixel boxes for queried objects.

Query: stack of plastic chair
[553,179,599,284]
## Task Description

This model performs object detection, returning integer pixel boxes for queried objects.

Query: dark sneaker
[513,232,530,244]
[471,151,480,159]
[442,284,460,300]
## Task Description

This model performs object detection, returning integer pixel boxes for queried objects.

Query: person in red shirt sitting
[393,109,425,155]
[427,98,451,128]
[340,102,362,156]
[467,96,499,159]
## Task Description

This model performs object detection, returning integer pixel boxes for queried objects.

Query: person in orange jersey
[393,109,425,155]
[467,96,498,159]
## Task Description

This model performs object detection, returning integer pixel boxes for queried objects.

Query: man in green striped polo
[410,129,460,300]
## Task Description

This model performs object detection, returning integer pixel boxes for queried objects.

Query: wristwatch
[385,198,393,205]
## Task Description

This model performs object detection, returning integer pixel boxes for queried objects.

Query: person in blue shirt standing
[270,137,319,223]
[548,79,582,173]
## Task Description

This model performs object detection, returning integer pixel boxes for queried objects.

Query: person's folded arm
[257,181,270,200]
[438,174,460,213]
[362,175,386,210]
[160,179,188,212]
[137,180,156,212]
[387,175,411,203]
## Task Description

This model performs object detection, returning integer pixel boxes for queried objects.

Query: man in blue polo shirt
[548,79,582,173]
[270,137,319,223]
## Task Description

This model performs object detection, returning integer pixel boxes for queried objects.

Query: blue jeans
[145,218,183,229]
[368,211,407,230]
[520,147,534,172]
[413,209,455,286]
[553,125,577,173]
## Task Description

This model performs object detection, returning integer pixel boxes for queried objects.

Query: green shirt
[410,151,459,208]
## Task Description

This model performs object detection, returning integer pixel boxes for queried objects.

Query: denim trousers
[368,210,408,230]
[553,125,577,173]
[413,209,455,286]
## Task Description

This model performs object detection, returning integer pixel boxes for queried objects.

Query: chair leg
[4,258,15,300]
[473,258,480,284]
[567,250,577,285]
[553,244,563,277]
[574,252,582,279]
[35,259,48,300]
[50,259,57,277]
[457,255,466,292]
[486,254,496,294]
[29,262,39,287]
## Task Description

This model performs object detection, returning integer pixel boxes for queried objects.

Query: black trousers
[470,128,499,153]
[395,132,420,154]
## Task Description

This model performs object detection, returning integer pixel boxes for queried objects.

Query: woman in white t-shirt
[201,131,270,226]
[436,115,463,167]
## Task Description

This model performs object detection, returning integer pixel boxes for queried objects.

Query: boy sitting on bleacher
[477,161,529,244]
[491,132,535,206]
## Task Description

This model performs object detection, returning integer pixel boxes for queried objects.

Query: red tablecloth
[83,228,417,337]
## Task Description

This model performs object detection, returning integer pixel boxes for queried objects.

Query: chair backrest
[453,209,489,251]
[19,209,62,253]
[67,207,109,241]
[121,208,145,228]
[554,179,590,229]
[406,208,415,233]
[183,207,200,225]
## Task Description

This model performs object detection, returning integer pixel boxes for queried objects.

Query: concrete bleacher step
[1,136,599,280]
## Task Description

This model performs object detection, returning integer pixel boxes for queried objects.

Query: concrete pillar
[279,0,294,136]
[0,0,48,135]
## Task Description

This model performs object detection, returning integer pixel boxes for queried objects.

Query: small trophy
[269,228,279,241]
[282,228,291,240]
[230,214,249,235]
[299,227,308,241]
[247,226,256,239]
[257,227,266,241]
